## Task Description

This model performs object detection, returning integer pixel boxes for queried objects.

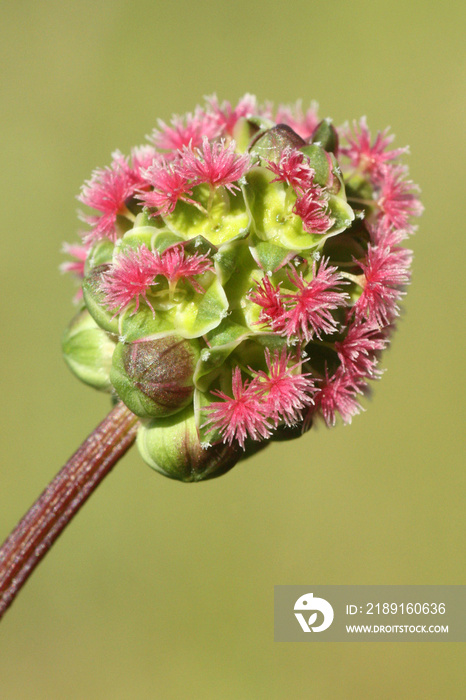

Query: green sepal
[194,387,225,446]
[233,116,275,153]
[174,277,228,339]
[248,124,305,164]
[120,305,174,343]
[310,118,339,155]
[84,240,115,274]
[300,144,332,187]
[164,185,250,247]
[82,264,119,334]
[182,235,217,259]
[194,320,250,391]
[116,226,184,255]
[137,405,239,482]
[62,308,116,391]
[214,238,249,285]
[249,235,298,273]
[326,194,355,236]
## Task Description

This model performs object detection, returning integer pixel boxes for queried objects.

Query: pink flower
[293,189,333,235]
[280,262,348,342]
[205,94,258,136]
[203,368,272,448]
[149,108,220,151]
[275,100,320,140]
[138,158,196,217]
[129,145,158,181]
[180,137,250,192]
[60,242,89,277]
[100,244,214,315]
[353,244,412,326]
[340,117,409,176]
[78,161,135,243]
[375,164,424,232]
[250,261,347,342]
[100,245,159,316]
[335,321,387,378]
[266,147,316,192]
[248,275,287,331]
[250,349,316,426]
[313,366,365,427]
[150,245,214,293]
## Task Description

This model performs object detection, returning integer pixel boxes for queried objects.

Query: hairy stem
[0,402,139,621]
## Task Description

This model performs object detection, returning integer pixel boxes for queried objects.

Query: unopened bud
[137,406,239,482]
[249,124,306,163]
[62,309,116,391]
[311,118,339,155]
[110,335,200,419]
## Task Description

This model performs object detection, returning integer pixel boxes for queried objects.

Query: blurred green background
[1,1,464,698]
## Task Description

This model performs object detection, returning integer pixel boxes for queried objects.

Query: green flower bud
[137,406,239,482]
[62,308,116,391]
[110,335,200,419]
[249,124,306,163]
[310,118,339,155]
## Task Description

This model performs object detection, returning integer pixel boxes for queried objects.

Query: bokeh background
[1,1,464,698]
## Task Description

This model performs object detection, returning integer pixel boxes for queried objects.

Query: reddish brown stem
[0,402,139,621]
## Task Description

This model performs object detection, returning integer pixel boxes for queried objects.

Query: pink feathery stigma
[293,188,334,235]
[78,162,136,243]
[248,276,288,333]
[340,117,409,177]
[353,244,412,326]
[275,101,320,140]
[180,137,250,192]
[250,348,316,427]
[375,164,424,232]
[129,145,158,181]
[60,243,89,277]
[367,221,411,247]
[138,158,197,217]
[150,245,214,293]
[266,147,316,192]
[205,93,258,136]
[314,366,366,427]
[148,108,220,151]
[335,321,388,379]
[99,245,159,316]
[281,261,348,342]
[203,367,272,449]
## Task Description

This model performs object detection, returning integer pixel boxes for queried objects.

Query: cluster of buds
[62,95,422,481]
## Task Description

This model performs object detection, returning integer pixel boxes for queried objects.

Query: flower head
[64,96,422,478]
